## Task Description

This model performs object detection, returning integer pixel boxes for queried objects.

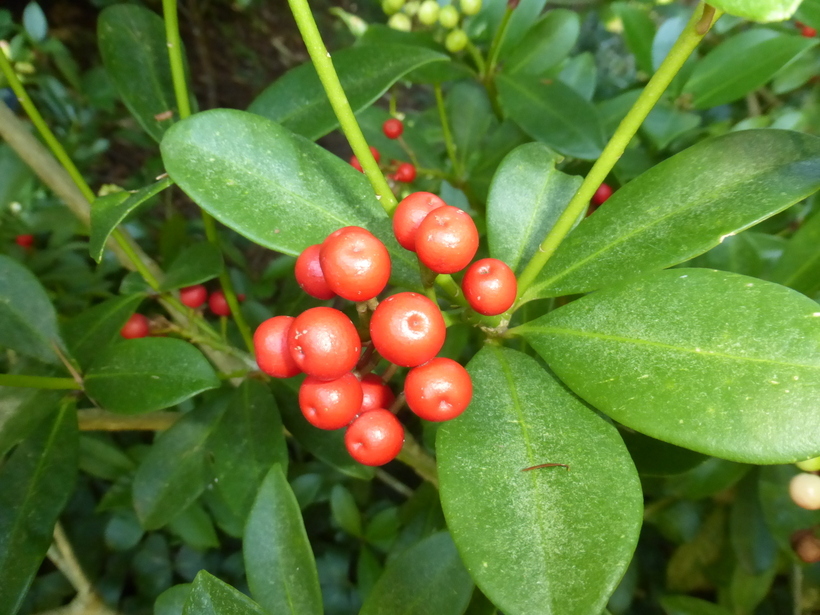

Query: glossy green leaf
[155,584,192,615]
[167,502,219,550]
[504,10,580,76]
[446,82,495,172]
[729,471,777,574]
[160,109,418,290]
[558,52,597,101]
[90,177,173,262]
[520,268,820,464]
[160,243,224,291]
[709,0,802,22]
[330,485,362,537]
[359,532,473,615]
[0,389,61,458]
[524,130,820,300]
[683,30,816,108]
[686,231,785,280]
[133,396,227,530]
[497,74,605,160]
[62,293,143,369]
[796,0,820,28]
[619,428,706,476]
[614,3,655,74]
[98,5,181,141]
[248,45,446,140]
[208,380,287,524]
[184,571,266,615]
[486,143,582,274]
[641,103,700,150]
[497,0,548,57]
[437,346,643,615]
[22,2,47,42]
[668,458,751,501]
[773,47,820,94]
[0,402,78,615]
[771,211,820,295]
[274,380,374,480]
[0,255,66,364]
[244,464,323,615]
[85,338,220,414]
[659,595,732,615]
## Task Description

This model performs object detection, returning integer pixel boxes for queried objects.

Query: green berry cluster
[382,0,482,53]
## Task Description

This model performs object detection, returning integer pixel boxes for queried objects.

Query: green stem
[287,0,397,214]
[485,7,514,79]
[161,0,253,353]
[0,374,82,390]
[396,431,439,487]
[161,0,192,120]
[464,40,486,75]
[434,83,460,178]
[435,273,468,307]
[514,2,720,302]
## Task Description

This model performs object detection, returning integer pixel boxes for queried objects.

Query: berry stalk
[287,0,398,214]
[514,2,721,305]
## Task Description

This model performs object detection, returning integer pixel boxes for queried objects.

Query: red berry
[383,118,404,139]
[179,285,208,308]
[320,226,391,301]
[15,234,34,249]
[404,357,472,422]
[392,192,448,252]
[415,206,479,274]
[120,313,150,339]
[209,290,231,316]
[345,409,404,466]
[299,372,363,430]
[237,293,246,302]
[295,244,335,300]
[370,292,445,367]
[462,258,517,316]
[254,316,301,378]
[394,162,416,183]
[803,25,818,37]
[288,307,361,380]
[592,183,613,206]
[360,373,396,413]
[350,147,381,173]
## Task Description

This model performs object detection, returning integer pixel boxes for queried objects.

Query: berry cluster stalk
[162,0,254,353]
[513,2,721,303]
[0,374,82,390]
[287,0,398,214]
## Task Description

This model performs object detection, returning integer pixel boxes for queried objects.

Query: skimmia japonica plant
[3,0,820,612]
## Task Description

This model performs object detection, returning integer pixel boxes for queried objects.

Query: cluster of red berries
[253,191,517,466]
[15,234,34,249]
[119,286,244,339]
[349,119,416,184]
[797,21,817,37]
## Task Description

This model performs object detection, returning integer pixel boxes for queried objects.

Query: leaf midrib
[524,324,820,371]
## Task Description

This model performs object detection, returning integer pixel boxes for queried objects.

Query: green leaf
[0,255,67,364]
[85,338,220,414]
[167,502,219,550]
[0,388,62,458]
[359,532,473,615]
[519,268,820,464]
[614,3,655,74]
[683,29,816,108]
[486,143,582,274]
[160,109,418,290]
[98,5,182,142]
[0,402,78,615]
[62,293,143,369]
[446,82,495,172]
[155,584,192,615]
[503,10,580,76]
[248,45,446,141]
[244,465,323,615]
[524,129,820,301]
[160,243,224,291]
[132,396,227,530]
[619,428,707,476]
[497,0,549,58]
[686,231,785,279]
[641,103,700,150]
[330,485,362,537]
[208,380,288,524]
[23,2,47,42]
[771,212,820,295]
[90,177,173,262]
[729,471,777,575]
[497,74,605,160]
[557,53,597,101]
[797,0,820,29]
[659,595,732,615]
[709,0,802,22]
[437,346,643,615]
[274,380,374,480]
[184,571,266,615]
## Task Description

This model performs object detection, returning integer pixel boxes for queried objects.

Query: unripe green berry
[388,13,413,31]
[404,0,420,16]
[797,457,820,472]
[418,0,440,25]
[460,0,482,15]
[445,28,468,52]
[439,4,460,28]
[382,0,405,15]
